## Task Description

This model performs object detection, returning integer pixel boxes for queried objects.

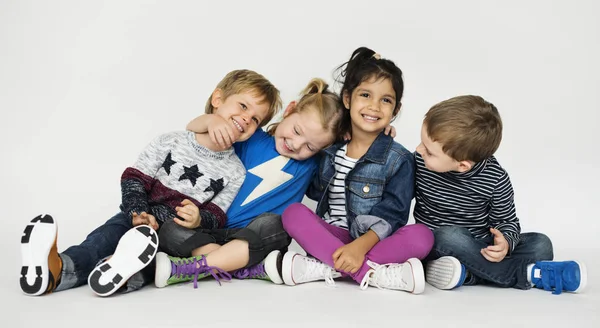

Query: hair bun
[301,78,329,96]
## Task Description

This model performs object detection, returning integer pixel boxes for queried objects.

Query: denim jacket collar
[323,132,393,165]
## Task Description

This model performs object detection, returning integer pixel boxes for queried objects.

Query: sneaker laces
[302,257,337,287]
[171,256,232,288]
[233,262,266,279]
[539,263,564,295]
[360,261,408,290]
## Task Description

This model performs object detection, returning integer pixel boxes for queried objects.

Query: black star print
[179,164,203,186]
[161,152,176,175]
[204,178,224,195]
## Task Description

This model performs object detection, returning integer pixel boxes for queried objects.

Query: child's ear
[283,101,297,117]
[211,89,223,110]
[342,90,351,110]
[456,160,473,173]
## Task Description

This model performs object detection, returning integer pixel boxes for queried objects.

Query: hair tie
[372,53,381,60]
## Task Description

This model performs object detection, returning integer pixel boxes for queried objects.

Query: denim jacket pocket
[347,179,384,215]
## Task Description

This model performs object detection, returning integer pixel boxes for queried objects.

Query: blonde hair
[267,78,344,140]
[205,69,282,127]
[424,95,502,162]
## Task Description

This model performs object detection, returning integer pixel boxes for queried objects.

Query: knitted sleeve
[120,134,171,218]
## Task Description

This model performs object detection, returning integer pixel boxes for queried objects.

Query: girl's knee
[412,223,434,247]
[402,224,434,257]
[282,203,312,230]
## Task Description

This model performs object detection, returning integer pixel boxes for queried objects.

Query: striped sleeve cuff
[502,231,520,254]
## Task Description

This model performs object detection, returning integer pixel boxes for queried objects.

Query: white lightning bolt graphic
[242,156,292,206]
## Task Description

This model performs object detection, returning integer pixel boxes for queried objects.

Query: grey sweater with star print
[120,131,245,228]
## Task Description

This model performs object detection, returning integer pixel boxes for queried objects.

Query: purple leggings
[282,203,434,283]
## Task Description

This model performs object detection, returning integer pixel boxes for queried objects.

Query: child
[152,78,346,288]
[278,47,434,294]
[20,69,280,296]
[415,95,587,294]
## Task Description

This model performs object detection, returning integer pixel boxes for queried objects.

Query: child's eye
[360,93,369,98]
[240,103,248,110]
[382,98,393,104]
[252,117,259,124]
[294,127,300,135]
[307,145,315,152]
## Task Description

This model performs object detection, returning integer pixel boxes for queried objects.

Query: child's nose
[368,100,380,111]
[416,144,424,154]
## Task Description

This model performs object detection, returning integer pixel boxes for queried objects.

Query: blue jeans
[427,226,554,289]
[56,212,152,291]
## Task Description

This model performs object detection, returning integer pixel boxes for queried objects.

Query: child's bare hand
[132,212,158,230]
[481,228,509,262]
[332,243,366,274]
[383,125,396,138]
[174,199,201,229]
[208,115,238,149]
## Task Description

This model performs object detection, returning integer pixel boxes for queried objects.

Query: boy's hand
[383,125,396,138]
[132,212,158,230]
[481,228,509,262]
[174,199,201,229]
[207,115,239,149]
[332,242,367,274]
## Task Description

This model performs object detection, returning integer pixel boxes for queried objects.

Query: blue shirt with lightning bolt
[225,129,318,228]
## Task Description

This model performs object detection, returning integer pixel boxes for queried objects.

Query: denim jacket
[306,132,415,240]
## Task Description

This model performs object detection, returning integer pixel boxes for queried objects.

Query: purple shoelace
[171,256,232,288]
[233,262,266,279]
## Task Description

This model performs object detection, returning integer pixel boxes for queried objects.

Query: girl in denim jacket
[279,47,434,293]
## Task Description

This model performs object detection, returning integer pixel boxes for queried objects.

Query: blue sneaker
[530,261,587,295]
[426,256,467,290]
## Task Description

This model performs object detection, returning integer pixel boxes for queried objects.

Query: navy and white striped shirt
[413,153,521,251]
[323,146,357,230]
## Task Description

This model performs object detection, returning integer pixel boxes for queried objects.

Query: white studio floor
[2,239,598,328]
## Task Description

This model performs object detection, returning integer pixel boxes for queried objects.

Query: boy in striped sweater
[415,95,586,295]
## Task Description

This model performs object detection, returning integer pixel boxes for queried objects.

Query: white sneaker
[425,256,467,290]
[359,258,425,294]
[282,251,341,286]
[88,225,158,296]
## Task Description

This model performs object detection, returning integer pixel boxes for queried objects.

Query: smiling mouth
[232,119,245,133]
[283,139,293,152]
[362,114,380,122]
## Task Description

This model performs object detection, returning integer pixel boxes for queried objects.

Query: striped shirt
[323,146,357,229]
[413,153,521,252]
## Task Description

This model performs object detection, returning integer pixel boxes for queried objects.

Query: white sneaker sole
[264,250,283,285]
[426,256,463,290]
[282,251,299,286]
[154,252,171,288]
[407,258,425,294]
[20,214,57,296]
[573,261,588,293]
[88,225,158,296]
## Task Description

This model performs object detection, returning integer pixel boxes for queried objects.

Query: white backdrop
[1,0,598,254]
